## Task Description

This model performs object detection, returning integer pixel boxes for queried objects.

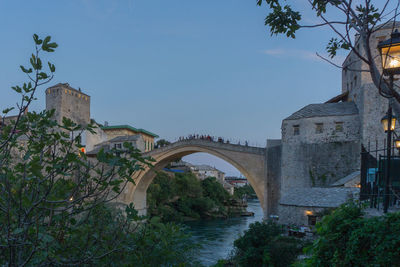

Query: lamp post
[381,110,397,212]
[378,29,400,213]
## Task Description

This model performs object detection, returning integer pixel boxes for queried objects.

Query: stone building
[100,125,158,152]
[192,164,225,182]
[281,102,361,190]
[274,24,399,225]
[86,135,146,156]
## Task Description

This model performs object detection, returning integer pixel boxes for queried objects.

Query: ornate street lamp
[381,113,397,132]
[378,29,400,75]
[377,29,400,213]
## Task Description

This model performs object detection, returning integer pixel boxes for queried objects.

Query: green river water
[184,199,263,266]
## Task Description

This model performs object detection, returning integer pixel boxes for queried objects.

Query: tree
[257,0,400,104]
[0,34,200,266]
[155,139,171,148]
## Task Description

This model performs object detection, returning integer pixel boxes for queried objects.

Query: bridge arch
[118,140,267,216]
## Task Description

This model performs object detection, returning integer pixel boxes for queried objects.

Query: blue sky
[0,0,348,175]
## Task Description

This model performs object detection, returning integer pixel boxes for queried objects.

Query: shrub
[305,201,400,266]
[233,221,302,267]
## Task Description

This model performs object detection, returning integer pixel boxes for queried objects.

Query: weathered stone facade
[46,83,90,126]
[101,125,158,152]
[341,24,398,149]
[278,187,359,225]
[281,102,361,190]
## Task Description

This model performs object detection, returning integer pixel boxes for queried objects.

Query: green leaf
[42,36,58,52]
[20,65,32,73]
[2,107,14,114]
[38,72,48,80]
[33,34,42,45]
[11,86,22,93]
[48,62,56,72]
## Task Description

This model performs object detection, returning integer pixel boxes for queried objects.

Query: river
[184,199,264,266]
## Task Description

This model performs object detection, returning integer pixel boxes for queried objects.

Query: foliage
[232,221,302,267]
[304,201,400,266]
[201,177,230,203]
[257,0,400,102]
[233,184,256,199]
[155,139,171,148]
[112,216,200,267]
[0,34,196,266]
[147,172,232,222]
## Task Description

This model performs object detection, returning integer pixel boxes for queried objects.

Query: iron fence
[361,140,400,210]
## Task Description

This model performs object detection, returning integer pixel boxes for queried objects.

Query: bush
[233,184,256,199]
[232,221,302,267]
[305,201,400,266]
[201,177,230,203]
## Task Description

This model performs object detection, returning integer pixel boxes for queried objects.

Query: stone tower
[341,24,397,149]
[45,83,90,126]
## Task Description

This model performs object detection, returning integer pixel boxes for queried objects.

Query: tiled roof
[330,171,360,187]
[280,187,359,208]
[101,125,159,138]
[284,102,359,120]
[109,135,141,142]
[86,144,110,156]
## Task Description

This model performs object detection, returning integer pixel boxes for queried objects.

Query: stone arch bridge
[117,139,280,217]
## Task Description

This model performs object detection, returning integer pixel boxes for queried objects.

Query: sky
[0,0,350,176]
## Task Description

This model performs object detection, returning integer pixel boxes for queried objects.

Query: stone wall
[278,205,326,226]
[282,114,361,144]
[341,25,395,150]
[359,83,390,150]
[86,127,108,152]
[281,113,361,190]
[281,141,361,190]
[104,129,135,140]
[265,139,282,217]
[278,187,359,225]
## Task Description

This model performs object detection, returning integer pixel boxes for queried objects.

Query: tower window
[293,125,300,136]
[308,215,317,226]
[315,123,323,134]
[335,122,344,132]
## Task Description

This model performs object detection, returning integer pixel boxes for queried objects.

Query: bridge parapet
[145,139,266,157]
